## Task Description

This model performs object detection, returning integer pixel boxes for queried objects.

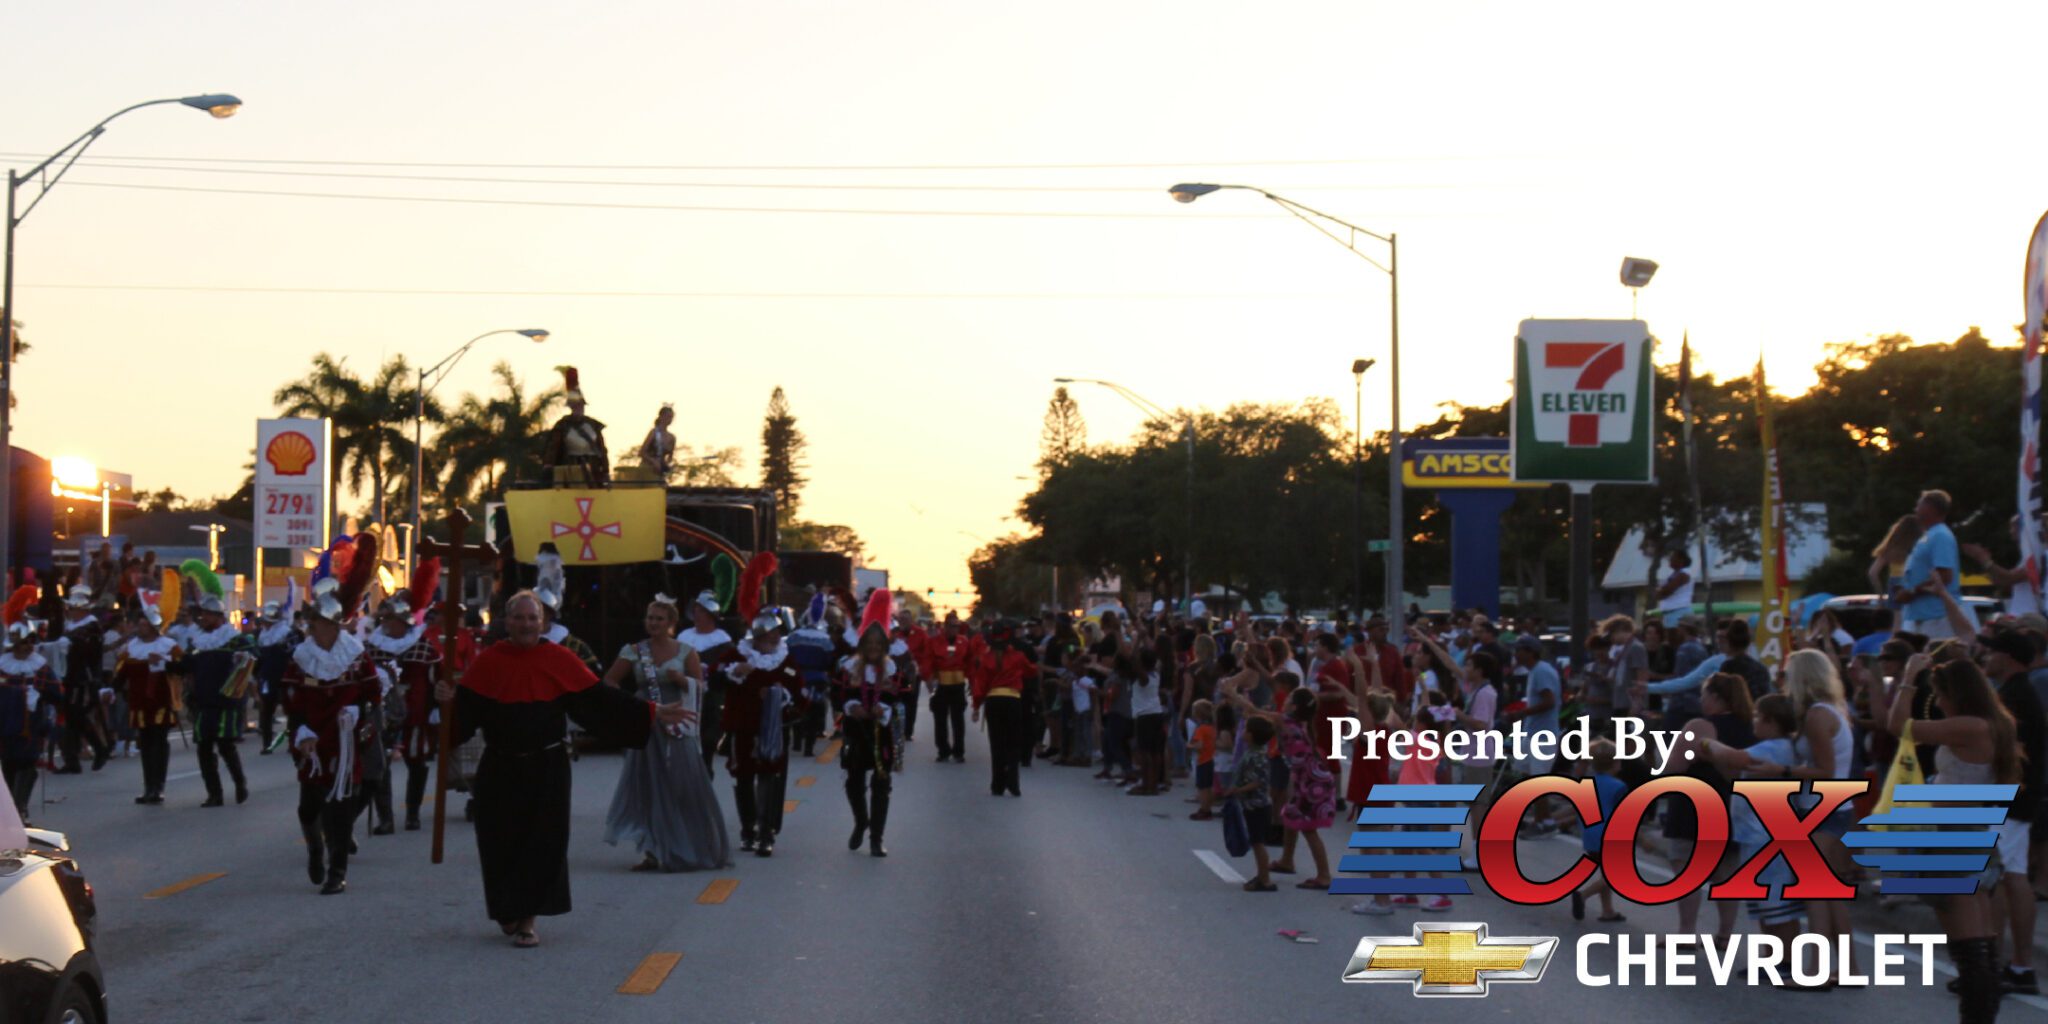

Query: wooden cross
[419,506,497,865]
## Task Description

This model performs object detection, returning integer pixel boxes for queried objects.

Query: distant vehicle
[1822,594,2004,639]
[0,816,104,1024]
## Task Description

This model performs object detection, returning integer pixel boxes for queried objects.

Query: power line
[0,150,1538,172]
[19,283,1350,299]
[3,159,1481,193]
[61,180,1277,218]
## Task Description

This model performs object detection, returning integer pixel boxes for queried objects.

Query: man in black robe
[436,590,690,948]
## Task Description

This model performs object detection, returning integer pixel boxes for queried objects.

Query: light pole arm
[11,98,192,226]
[420,329,515,395]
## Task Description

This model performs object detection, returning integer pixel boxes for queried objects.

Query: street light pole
[1169,182,1403,615]
[0,93,242,583]
[1053,376,1193,610]
[410,328,549,561]
[1352,358,1374,619]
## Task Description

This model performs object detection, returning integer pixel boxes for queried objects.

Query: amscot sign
[1511,320,1655,485]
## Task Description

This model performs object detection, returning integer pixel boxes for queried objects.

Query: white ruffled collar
[293,631,365,682]
[365,625,425,655]
[0,652,45,676]
[738,640,790,672]
[679,628,730,652]
[126,635,176,659]
[187,622,241,653]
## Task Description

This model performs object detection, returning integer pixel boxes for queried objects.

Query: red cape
[462,639,599,704]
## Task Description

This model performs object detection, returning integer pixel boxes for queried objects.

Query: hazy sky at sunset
[7,2,2047,608]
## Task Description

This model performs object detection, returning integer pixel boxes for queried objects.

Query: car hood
[0,791,24,852]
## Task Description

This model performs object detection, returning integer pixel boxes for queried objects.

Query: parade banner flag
[1755,358,1791,672]
[502,487,665,565]
[2018,213,2048,615]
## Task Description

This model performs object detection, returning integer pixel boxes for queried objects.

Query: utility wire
[0,151,1537,172]
[18,283,1351,299]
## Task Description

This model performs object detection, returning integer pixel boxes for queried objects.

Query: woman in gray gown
[602,595,732,871]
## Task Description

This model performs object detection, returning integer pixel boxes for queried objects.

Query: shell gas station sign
[255,418,332,550]
[1511,319,1655,485]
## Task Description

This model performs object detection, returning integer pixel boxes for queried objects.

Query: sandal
[512,930,539,948]
[1297,878,1331,891]
[1242,880,1279,892]
[1597,913,1626,923]
[498,921,519,936]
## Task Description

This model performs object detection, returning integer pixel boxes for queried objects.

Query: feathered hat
[3,586,38,643]
[557,365,585,404]
[335,531,380,619]
[802,592,828,630]
[180,558,224,603]
[307,577,347,623]
[64,584,93,610]
[737,551,778,623]
[408,556,442,626]
[857,588,893,641]
[709,554,738,613]
[749,611,781,637]
[159,568,182,618]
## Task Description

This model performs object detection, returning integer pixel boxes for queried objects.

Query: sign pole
[1569,484,1593,670]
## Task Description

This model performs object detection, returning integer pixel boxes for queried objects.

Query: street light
[412,329,549,552]
[188,523,226,571]
[1170,182,1404,615]
[0,93,243,582]
[1053,376,1195,610]
[1351,358,1375,619]
[1620,257,1658,318]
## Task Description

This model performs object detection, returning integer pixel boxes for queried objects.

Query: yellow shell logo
[265,431,317,476]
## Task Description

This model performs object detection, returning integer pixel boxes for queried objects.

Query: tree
[969,535,1058,617]
[1039,387,1087,471]
[675,444,744,487]
[779,521,866,563]
[760,386,808,520]
[5,318,27,411]
[436,361,563,503]
[137,487,187,513]
[272,353,360,532]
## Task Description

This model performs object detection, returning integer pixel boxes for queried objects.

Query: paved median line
[794,775,816,788]
[783,799,799,814]
[815,740,842,763]
[1192,850,1246,885]
[617,952,683,995]
[696,878,739,904]
[145,872,227,899]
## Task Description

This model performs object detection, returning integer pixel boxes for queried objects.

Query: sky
[6,1,2048,610]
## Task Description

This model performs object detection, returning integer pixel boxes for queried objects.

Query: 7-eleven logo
[1531,341,1637,448]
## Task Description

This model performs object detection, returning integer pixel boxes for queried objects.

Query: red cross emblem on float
[550,497,622,561]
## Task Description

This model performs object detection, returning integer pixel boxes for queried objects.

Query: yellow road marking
[794,775,816,788]
[783,799,799,814]
[696,878,739,904]
[816,739,842,763]
[618,952,683,995]
[144,872,226,899]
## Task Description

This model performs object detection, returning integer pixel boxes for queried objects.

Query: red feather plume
[1,585,37,626]
[858,587,894,639]
[408,556,442,626]
[738,551,778,623]
[335,531,380,619]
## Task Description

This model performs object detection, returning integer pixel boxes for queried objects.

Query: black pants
[931,684,968,759]
[985,695,1025,796]
[1020,686,1041,767]
[403,757,430,818]
[257,691,283,750]
[137,724,172,797]
[734,768,788,842]
[57,698,109,771]
[196,733,247,801]
[901,686,919,740]
[845,768,891,838]
[4,758,34,815]
[297,781,364,880]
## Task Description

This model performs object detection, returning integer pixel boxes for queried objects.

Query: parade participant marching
[364,584,441,832]
[434,590,692,948]
[178,596,256,808]
[51,585,111,773]
[601,594,730,872]
[117,603,181,805]
[839,590,900,857]
[785,595,838,757]
[283,579,383,894]
[723,612,806,857]
[0,615,60,820]
[894,609,925,748]
[918,612,976,764]
[970,621,1038,798]
[678,591,736,775]
[253,600,302,754]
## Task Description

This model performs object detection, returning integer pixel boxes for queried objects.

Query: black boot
[869,778,890,857]
[222,742,248,804]
[1954,936,2003,1024]
[405,762,429,830]
[846,773,868,850]
[321,813,350,895]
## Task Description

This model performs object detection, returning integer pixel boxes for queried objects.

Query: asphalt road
[22,727,2040,1023]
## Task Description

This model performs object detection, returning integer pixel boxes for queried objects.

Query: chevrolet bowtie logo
[1343,923,1557,997]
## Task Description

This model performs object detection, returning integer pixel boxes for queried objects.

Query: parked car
[1822,594,2004,640]
[0,800,104,1024]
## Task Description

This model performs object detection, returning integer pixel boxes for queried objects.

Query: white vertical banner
[2020,214,2048,617]
[255,418,332,551]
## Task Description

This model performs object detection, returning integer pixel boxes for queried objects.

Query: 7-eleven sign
[1512,320,1655,485]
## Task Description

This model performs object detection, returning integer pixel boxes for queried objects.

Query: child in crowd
[1188,699,1218,821]
[1211,703,1239,810]
[1348,688,1401,916]
[1698,693,1810,976]
[1066,652,1097,767]
[1568,739,1630,923]
[1233,716,1279,892]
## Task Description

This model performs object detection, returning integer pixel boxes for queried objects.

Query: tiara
[651,592,680,607]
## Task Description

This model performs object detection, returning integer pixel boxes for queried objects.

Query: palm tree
[437,361,563,502]
[273,353,362,534]
[342,356,441,526]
